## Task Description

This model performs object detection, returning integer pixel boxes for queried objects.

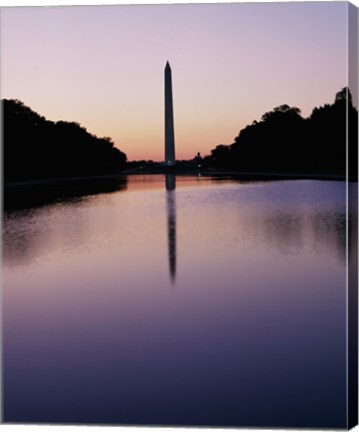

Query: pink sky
[0,2,351,161]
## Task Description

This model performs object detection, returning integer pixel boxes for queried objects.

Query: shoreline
[2,171,351,210]
[3,174,129,210]
[4,170,348,191]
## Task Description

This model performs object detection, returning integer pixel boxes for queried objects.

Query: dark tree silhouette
[207,88,358,178]
[3,99,127,182]
[210,145,232,168]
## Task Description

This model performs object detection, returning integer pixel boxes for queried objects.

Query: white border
[0,0,358,6]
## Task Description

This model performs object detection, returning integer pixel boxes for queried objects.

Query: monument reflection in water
[2,177,349,428]
[166,174,177,283]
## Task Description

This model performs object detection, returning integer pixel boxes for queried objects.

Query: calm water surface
[3,175,347,427]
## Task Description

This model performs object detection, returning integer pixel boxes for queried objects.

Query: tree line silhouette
[206,88,358,178]
[3,99,127,182]
[3,88,357,182]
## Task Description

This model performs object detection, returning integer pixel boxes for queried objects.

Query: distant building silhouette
[164,62,176,166]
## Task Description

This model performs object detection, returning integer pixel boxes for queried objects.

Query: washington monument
[164,61,176,166]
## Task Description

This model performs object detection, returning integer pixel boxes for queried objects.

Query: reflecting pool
[2,175,348,427]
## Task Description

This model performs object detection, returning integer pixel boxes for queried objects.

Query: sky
[0,1,355,161]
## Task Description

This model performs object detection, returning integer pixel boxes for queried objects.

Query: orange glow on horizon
[1,2,349,162]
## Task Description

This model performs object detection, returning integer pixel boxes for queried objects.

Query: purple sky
[0,1,352,161]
